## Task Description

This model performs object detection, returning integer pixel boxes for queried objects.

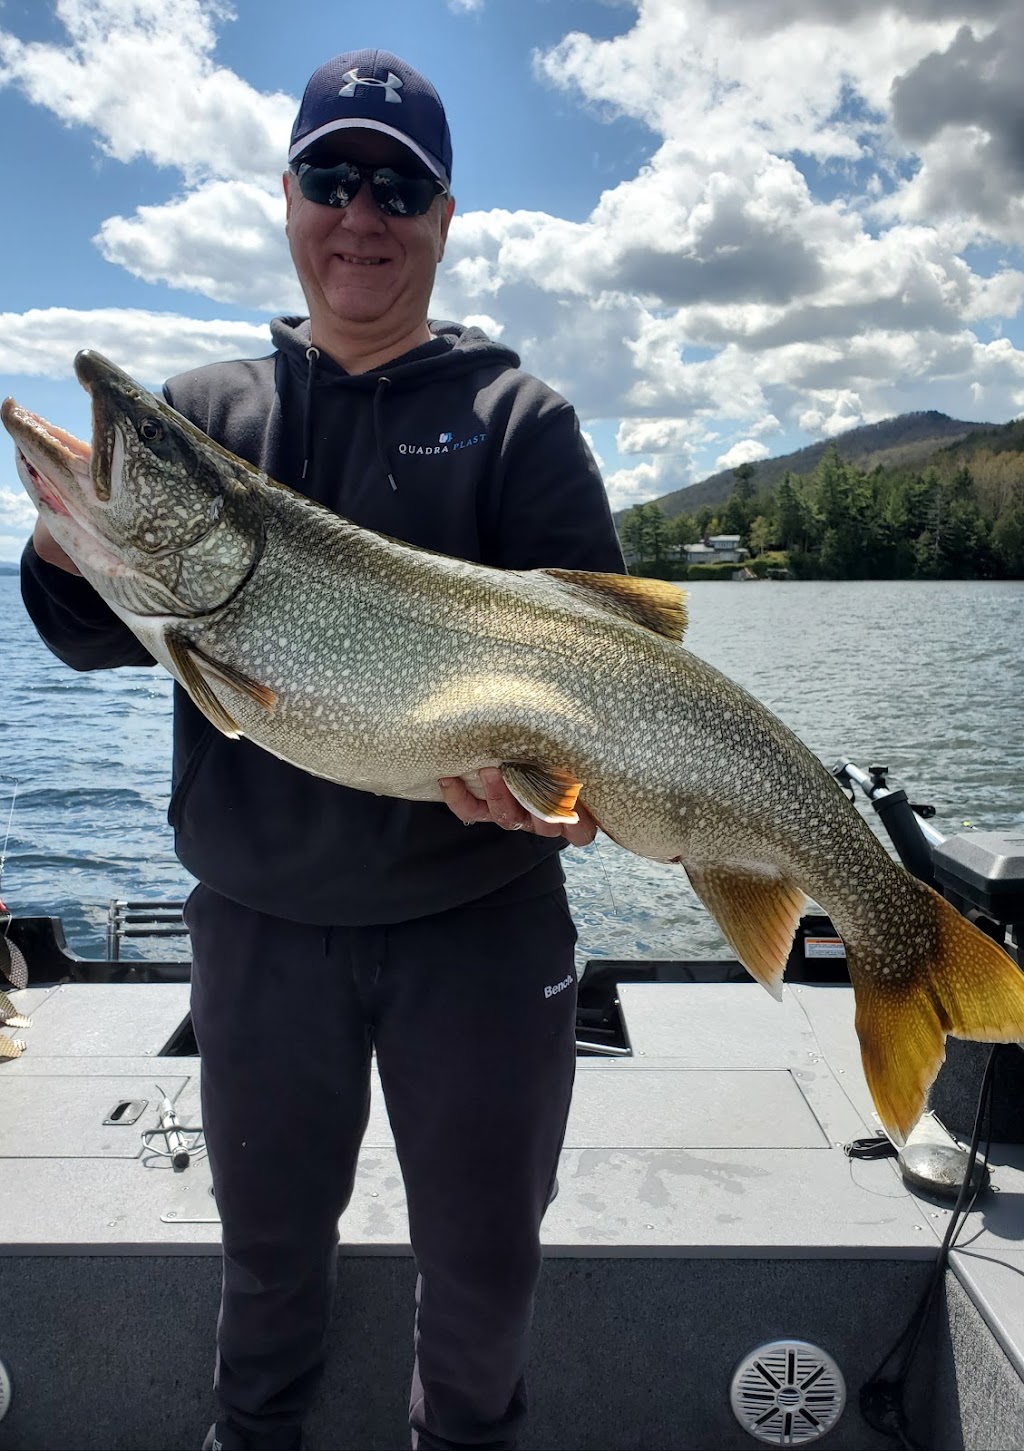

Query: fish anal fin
[543,569,688,642]
[166,632,245,739]
[850,883,1024,1144]
[502,762,582,824]
[682,862,806,1001]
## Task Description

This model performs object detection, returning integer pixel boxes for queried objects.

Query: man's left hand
[439,767,597,847]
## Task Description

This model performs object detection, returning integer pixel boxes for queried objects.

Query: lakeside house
[620,533,750,569]
[681,534,748,565]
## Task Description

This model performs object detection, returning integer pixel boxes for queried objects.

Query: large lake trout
[5,351,1024,1142]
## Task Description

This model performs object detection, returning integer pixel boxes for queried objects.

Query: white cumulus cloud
[95,181,300,312]
[0,0,293,186]
[0,308,273,384]
[1,0,1023,501]
[0,486,39,564]
[715,439,771,470]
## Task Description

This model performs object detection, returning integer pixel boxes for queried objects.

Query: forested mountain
[626,411,994,523]
[617,415,1024,581]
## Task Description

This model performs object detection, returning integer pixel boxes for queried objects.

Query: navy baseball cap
[289,49,453,188]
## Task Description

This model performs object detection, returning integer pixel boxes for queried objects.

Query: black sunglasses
[292,158,447,217]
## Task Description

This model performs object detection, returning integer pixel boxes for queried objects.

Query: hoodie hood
[270,316,521,487]
[269,315,520,385]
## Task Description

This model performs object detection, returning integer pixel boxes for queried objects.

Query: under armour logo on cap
[339,68,404,103]
[289,48,453,187]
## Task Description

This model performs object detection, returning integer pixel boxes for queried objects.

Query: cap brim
[288,118,449,188]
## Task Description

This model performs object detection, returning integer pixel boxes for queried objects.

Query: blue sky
[2,0,1023,559]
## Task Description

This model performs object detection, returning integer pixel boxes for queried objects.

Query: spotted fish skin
[4,350,1024,1143]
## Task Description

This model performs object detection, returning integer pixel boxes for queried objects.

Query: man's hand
[439,766,598,847]
[32,517,81,576]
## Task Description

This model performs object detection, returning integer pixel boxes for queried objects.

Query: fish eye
[139,417,164,443]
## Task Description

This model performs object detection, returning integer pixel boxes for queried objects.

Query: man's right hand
[32,517,81,575]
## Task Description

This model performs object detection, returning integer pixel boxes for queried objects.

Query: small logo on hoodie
[397,428,486,457]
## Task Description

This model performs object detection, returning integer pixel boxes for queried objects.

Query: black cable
[845,1134,898,1161]
[858,1046,1000,1447]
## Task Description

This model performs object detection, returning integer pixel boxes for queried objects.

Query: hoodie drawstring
[301,345,397,492]
[373,376,397,490]
[302,344,320,480]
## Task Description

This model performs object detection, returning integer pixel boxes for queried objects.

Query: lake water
[1,574,1022,963]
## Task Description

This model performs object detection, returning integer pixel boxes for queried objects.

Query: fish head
[1,350,264,619]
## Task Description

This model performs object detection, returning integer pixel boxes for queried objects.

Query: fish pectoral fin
[542,569,688,642]
[501,762,582,824]
[681,862,806,1001]
[165,633,276,740]
[166,633,241,737]
[198,653,278,713]
[850,881,1024,1145]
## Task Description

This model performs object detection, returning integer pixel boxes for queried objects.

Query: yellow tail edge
[850,882,1024,1145]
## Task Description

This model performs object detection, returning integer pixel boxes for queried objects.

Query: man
[21,49,624,1451]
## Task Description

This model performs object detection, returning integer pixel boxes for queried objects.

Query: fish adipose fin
[502,762,582,824]
[681,862,806,1001]
[166,633,277,740]
[543,569,688,642]
[849,880,1024,1145]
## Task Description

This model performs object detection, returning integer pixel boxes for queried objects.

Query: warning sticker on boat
[804,937,846,959]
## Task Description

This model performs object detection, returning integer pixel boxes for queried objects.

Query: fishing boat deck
[2,963,1023,1449]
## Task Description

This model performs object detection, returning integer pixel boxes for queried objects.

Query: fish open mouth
[21,456,74,519]
[0,400,92,517]
[1,399,91,465]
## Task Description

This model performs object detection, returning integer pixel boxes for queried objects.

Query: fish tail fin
[849,878,1024,1144]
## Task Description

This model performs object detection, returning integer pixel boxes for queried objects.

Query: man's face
[283,131,454,347]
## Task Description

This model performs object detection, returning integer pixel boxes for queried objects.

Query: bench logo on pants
[544,972,574,1000]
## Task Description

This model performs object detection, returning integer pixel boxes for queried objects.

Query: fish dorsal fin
[680,862,806,1000]
[502,762,582,824]
[166,632,278,740]
[542,569,688,642]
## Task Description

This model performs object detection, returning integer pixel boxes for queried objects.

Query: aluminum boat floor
[2,975,1023,1448]
[0,980,1013,1254]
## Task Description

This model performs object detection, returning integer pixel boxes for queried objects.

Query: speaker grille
[730,1339,845,1444]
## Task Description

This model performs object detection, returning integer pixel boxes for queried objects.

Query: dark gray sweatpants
[186,881,579,1450]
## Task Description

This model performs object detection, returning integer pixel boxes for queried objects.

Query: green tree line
[619,445,1024,579]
